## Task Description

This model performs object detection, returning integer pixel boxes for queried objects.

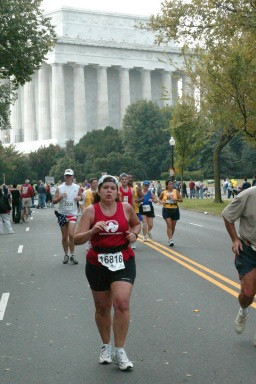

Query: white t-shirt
[58,183,80,215]
[50,186,56,195]
[222,187,256,248]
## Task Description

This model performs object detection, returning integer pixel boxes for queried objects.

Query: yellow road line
[147,238,240,289]
[138,237,256,309]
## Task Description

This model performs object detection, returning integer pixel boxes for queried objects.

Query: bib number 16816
[98,251,125,271]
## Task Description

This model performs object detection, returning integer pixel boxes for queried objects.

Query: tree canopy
[0,0,56,130]
[0,0,56,86]
[145,0,256,201]
[121,100,173,179]
[170,102,204,183]
[147,0,256,48]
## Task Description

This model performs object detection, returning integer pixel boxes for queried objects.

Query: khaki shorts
[22,198,32,208]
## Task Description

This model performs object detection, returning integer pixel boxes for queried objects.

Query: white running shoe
[113,349,133,371]
[70,255,78,265]
[147,231,152,239]
[131,242,136,249]
[99,344,112,364]
[169,239,174,247]
[235,308,249,334]
[63,254,69,264]
[143,235,148,242]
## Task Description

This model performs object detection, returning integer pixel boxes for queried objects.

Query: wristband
[134,233,138,239]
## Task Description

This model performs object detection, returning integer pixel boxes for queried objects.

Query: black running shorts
[235,241,256,279]
[162,207,180,221]
[85,257,136,291]
[139,205,155,218]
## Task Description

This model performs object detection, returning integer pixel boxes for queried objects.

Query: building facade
[2,7,192,152]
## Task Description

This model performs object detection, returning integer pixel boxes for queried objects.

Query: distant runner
[128,175,143,248]
[159,179,183,246]
[119,173,135,209]
[53,169,82,265]
[139,180,158,241]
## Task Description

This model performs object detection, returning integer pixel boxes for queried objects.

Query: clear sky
[42,0,162,16]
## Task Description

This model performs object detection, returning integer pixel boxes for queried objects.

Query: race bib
[64,200,74,210]
[123,196,128,202]
[166,193,175,204]
[98,252,125,271]
[166,199,176,204]
[142,204,151,212]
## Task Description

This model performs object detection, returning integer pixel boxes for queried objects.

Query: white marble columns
[97,66,109,130]
[162,71,173,106]
[141,69,152,100]
[182,75,195,100]
[51,63,65,144]
[119,67,130,123]
[8,63,190,148]
[10,89,21,143]
[23,77,37,142]
[172,74,179,106]
[73,64,86,142]
[38,64,51,140]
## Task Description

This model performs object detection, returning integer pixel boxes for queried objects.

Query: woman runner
[74,175,140,371]
[139,180,158,241]
[159,179,183,246]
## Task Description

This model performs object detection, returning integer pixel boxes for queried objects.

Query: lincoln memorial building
[2,7,191,152]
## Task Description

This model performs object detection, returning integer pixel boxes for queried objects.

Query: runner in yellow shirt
[82,178,98,250]
[128,175,144,248]
[82,178,98,210]
[159,179,183,247]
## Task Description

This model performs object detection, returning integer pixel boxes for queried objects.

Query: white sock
[115,347,124,354]
[102,343,111,349]
[240,307,249,316]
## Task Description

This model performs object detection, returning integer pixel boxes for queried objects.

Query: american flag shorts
[55,211,77,227]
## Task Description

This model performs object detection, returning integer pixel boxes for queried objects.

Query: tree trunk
[213,129,236,203]
[181,165,184,197]
[213,144,222,203]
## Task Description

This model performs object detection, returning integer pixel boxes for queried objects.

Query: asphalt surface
[1,204,256,384]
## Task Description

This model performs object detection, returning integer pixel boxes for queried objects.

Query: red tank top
[87,202,135,265]
[120,186,133,205]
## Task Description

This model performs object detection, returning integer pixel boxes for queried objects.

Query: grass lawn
[180,198,230,216]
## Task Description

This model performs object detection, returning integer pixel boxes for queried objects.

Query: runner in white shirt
[53,169,82,264]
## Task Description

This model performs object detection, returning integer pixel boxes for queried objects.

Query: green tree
[0,81,12,130]
[170,102,204,193]
[0,143,34,184]
[0,0,56,129]
[27,144,65,181]
[85,152,145,180]
[74,126,124,165]
[194,37,256,200]
[145,0,256,201]
[122,100,172,179]
[49,156,84,183]
[146,0,256,48]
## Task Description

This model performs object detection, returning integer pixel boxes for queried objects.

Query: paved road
[1,206,256,384]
